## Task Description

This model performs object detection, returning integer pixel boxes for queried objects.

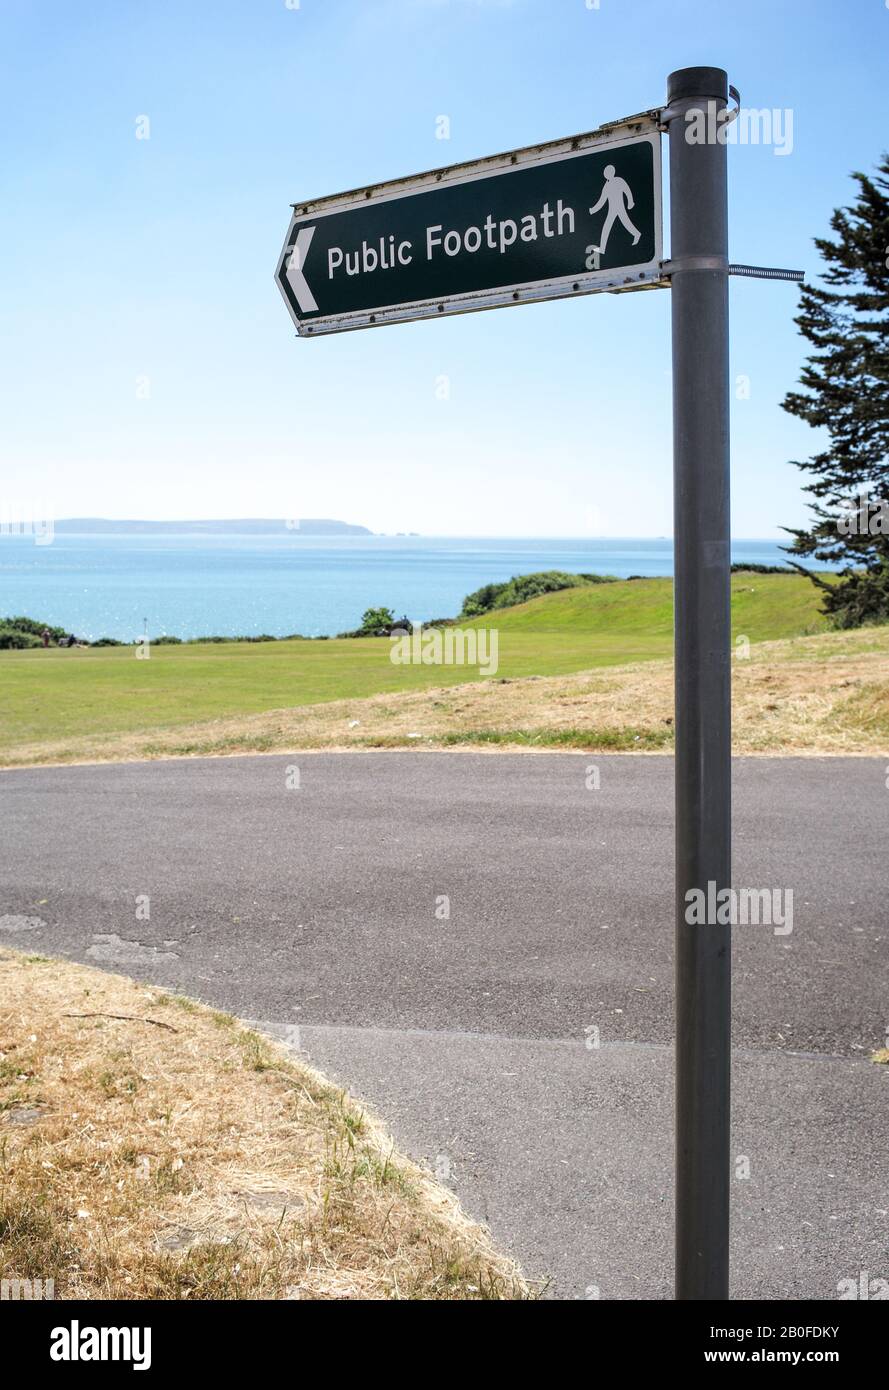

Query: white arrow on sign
[286,227,318,313]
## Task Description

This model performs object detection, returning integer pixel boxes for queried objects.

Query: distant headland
[53,518,373,536]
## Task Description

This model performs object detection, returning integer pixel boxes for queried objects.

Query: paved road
[2,753,887,1298]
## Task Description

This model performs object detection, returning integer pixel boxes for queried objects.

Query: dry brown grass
[0,951,530,1300]
[3,628,888,767]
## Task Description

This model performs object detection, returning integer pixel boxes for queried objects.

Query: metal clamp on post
[659,83,740,131]
[661,258,804,282]
[662,255,729,275]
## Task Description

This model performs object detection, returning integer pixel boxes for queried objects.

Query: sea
[0,534,814,642]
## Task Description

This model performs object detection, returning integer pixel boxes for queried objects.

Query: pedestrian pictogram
[589,164,642,253]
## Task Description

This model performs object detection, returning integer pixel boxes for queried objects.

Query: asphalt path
[2,753,886,1298]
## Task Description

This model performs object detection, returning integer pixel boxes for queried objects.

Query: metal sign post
[663,65,732,1302]
[275,121,663,335]
[276,68,803,1303]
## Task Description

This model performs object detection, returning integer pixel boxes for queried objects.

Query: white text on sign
[326,199,576,280]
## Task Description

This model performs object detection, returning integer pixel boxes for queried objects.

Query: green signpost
[276,75,803,1301]
[276,121,662,335]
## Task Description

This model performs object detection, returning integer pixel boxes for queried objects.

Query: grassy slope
[488,572,825,638]
[0,574,827,756]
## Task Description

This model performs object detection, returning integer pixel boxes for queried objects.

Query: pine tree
[781,155,889,626]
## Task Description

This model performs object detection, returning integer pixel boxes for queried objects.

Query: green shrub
[730,563,793,575]
[359,607,396,635]
[0,627,42,649]
[460,571,615,617]
[0,615,70,643]
[816,564,889,629]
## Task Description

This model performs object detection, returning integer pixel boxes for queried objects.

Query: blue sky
[1,0,885,537]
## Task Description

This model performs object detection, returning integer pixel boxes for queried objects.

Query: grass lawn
[0,573,828,759]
